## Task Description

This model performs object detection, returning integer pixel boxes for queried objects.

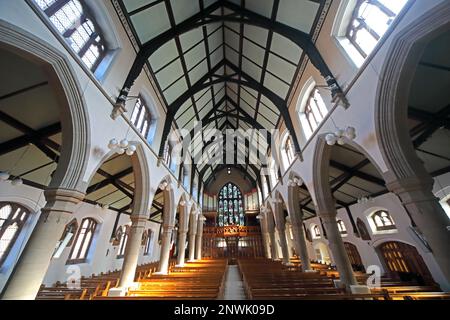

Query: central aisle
[223,264,246,300]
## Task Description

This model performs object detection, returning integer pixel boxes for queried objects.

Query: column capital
[386,176,438,205]
[289,218,304,229]
[162,224,174,232]
[130,215,148,226]
[42,188,85,215]
[319,212,338,222]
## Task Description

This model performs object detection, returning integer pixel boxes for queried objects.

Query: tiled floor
[223,265,246,300]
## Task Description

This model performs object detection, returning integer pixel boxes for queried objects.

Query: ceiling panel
[116,0,326,183]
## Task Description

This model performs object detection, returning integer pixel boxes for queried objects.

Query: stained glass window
[217,183,245,227]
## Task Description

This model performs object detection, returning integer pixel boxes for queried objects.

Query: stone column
[259,216,271,259]
[262,232,272,259]
[320,212,357,288]
[285,225,294,258]
[117,215,147,288]
[273,202,290,265]
[268,230,278,260]
[388,178,450,290]
[156,224,174,274]
[176,230,188,267]
[276,226,291,264]
[175,204,190,267]
[188,214,198,262]
[195,215,205,260]
[291,221,312,271]
[1,189,84,300]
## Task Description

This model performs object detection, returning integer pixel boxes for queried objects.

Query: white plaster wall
[0,0,448,293]
[0,181,163,290]
[267,0,450,289]
[303,192,448,287]
[0,0,201,291]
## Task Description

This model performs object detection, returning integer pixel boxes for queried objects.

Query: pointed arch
[0,20,90,193]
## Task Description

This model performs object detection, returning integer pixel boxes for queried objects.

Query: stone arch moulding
[130,143,152,216]
[312,133,389,212]
[287,170,313,223]
[0,20,90,194]
[155,176,176,227]
[375,2,450,184]
[311,135,336,213]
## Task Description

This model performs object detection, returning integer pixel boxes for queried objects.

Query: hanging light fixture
[0,171,10,182]
[108,138,137,156]
[11,177,23,186]
[326,126,357,146]
[273,197,283,204]
[159,181,171,191]
[288,176,304,187]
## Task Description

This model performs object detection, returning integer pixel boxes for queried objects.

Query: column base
[282,262,294,266]
[187,259,197,263]
[108,287,128,297]
[152,271,169,276]
[175,264,185,268]
[108,282,140,297]
[304,270,318,273]
[333,280,345,289]
[350,285,371,294]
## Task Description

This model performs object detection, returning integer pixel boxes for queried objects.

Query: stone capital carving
[130,215,148,227]
[42,188,85,215]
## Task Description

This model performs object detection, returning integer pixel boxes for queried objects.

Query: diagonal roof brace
[116,0,344,123]
[158,59,301,161]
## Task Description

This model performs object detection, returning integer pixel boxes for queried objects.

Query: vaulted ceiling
[114,0,331,185]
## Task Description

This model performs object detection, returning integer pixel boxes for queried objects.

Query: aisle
[223,265,246,300]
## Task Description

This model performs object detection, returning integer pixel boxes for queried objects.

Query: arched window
[282,136,296,168]
[0,203,30,265]
[53,219,78,259]
[34,0,107,71]
[164,143,173,168]
[346,0,408,61]
[130,96,153,141]
[116,225,130,258]
[303,88,328,136]
[269,158,278,189]
[261,175,269,200]
[181,166,189,191]
[378,241,434,284]
[217,183,245,227]
[67,218,97,264]
[142,229,153,256]
[371,210,396,231]
[312,225,321,239]
[337,220,348,235]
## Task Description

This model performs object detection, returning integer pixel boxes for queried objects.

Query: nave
[36,257,450,301]
[0,0,449,303]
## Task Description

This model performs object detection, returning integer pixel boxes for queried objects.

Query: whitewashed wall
[0,0,200,291]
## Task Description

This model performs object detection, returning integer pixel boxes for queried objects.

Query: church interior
[0,0,449,302]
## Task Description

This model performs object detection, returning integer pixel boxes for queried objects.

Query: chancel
[0,0,449,302]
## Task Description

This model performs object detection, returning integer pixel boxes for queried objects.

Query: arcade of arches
[0,0,449,301]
